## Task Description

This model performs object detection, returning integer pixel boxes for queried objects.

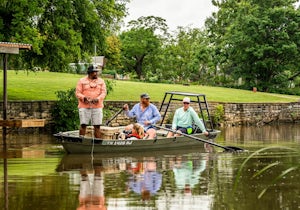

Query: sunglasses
[183,102,190,104]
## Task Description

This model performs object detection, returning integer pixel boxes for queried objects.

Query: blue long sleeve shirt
[125,103,161,130]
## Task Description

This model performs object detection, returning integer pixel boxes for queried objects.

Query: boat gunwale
[55,128,220,142]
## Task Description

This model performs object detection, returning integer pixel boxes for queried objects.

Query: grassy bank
[0,70,299,102]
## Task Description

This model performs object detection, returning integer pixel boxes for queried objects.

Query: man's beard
[142,101,150,106]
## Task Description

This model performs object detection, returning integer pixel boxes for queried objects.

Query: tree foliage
[3,0,300,95]
[0,0,128,71]
[119,16,167,79]
[158,27,212,83]
[120,28,161,79]
[207,0,300,91]
[104,35,122,70]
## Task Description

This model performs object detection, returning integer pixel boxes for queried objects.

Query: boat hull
[54,130,220,154]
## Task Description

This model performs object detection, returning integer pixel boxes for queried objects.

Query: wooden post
[2,53,8,210]
[0,42,32,125]
[2,53,8,149]
[0,42,32,210]
[3,53,8,121]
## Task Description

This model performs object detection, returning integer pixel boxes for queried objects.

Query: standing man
[76,65,107,138]
[167,97,208,137]
[123,93,161,139]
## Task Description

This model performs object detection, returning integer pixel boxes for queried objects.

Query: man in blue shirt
[123,93,161,139]
[128,160,162,200]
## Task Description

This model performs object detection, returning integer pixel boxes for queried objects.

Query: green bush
[105,79,116,95]
[51,88,79,132]
[212,104,225,125]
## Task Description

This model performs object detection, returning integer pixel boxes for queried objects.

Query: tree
[119,16,167,79]
[127,15,168,35]
[207,0,300,91]
[158,27,212,83]
[0,0,128,71]
[104,35,122,70]
[120,28,161,79]
[36,0,82,71]
[0,0,46,68]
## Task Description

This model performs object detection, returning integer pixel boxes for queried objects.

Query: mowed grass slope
[0,70,299,102]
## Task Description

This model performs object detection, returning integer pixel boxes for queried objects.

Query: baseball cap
[183,97,191,103]
[87,65,99,74]
[140,93,150,99]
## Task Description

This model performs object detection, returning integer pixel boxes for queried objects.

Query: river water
[1,124,300,210]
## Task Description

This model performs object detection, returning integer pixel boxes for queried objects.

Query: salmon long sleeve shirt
[75,76,107,108]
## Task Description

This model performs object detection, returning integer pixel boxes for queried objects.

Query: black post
[3,53,7,121]
[3,152,8,210]
[2,54,8,150]
[2,53,9,209]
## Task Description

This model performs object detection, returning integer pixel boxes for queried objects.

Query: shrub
[212,104,225,125]
[51,88,79,132]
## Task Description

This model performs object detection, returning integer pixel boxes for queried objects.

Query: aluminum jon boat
[54,91,222,154]
[54,127,220,154]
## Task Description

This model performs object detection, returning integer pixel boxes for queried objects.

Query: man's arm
[96,79,107,101]
[190,109,207,132]
[125,104,138,118]
[171,109,179,130]
[75,79,86,101]
[149,105,161,124]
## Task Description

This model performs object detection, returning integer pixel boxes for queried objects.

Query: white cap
[183,97,190,103]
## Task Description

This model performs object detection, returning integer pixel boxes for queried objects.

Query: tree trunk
[134,55,145,79]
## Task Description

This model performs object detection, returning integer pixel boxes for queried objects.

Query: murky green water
[1,124,300,210]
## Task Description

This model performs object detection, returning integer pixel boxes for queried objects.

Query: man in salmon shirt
[76,65,107,138]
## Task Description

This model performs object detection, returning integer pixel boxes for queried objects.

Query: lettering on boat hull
[103,140,133,146]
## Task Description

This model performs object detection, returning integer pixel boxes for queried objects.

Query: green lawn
[0,70,299,102]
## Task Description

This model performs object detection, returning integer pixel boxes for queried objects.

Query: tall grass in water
[233,146,299,198]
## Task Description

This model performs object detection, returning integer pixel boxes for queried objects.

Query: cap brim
[140,93,150,98]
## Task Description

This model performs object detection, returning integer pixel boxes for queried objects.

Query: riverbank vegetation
[1,1,300,96]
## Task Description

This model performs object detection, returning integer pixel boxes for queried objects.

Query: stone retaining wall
[221,102,300,126]
[0,100,55,122]
[1,101,300,130]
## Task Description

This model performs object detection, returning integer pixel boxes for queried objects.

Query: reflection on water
[57,151,214,210]
[221,124,300,146]
[127,158,162,200]
[78,167,106,210]
[1,124,300,210]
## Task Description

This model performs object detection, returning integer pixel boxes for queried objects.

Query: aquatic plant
[233,146,299,198]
